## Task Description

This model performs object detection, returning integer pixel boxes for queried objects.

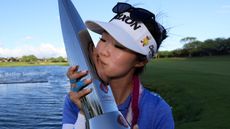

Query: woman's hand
[133,125,139,129]
[67,66,92,110]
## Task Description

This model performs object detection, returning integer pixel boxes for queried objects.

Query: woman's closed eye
[100,37,126,50]
[114,44,126,50]
[100,38,106,42]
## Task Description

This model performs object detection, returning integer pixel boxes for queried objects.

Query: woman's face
[91,32,142,83]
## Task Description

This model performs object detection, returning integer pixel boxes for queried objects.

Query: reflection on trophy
[58,0,130,128]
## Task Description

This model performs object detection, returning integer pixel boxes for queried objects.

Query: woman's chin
[97,72,109,84]
[101,77,109,84]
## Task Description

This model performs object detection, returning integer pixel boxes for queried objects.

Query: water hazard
[0,66,69,129]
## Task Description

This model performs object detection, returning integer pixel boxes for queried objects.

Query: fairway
[141,56,230,129]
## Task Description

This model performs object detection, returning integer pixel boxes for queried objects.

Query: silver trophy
[58,0,130,129]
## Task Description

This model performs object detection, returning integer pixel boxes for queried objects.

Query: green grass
[0,62,68,67]
[141,55,230,129]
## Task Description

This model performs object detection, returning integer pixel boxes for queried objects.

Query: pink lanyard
[126,75,143,128]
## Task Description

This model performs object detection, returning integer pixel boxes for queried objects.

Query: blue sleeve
[154,100,174,129]
[138,89,174,129]
[62,94,80,124]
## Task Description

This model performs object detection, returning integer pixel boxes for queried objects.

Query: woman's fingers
[70,79,92,92]
[67,66,88,80]
[76,88,92,98]
[67,66,93,109]
[71,70,88,80]
[69,88,92,109]
[67,65,79,78]
[133,125,139,129]
[69,78,92,109]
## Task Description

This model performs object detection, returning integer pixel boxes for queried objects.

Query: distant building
[0,57,20,62]
[0,57,7,62]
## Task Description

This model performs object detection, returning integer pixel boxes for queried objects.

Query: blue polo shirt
[62,88,174,129]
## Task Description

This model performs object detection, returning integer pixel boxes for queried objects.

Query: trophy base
[89,111,130,129]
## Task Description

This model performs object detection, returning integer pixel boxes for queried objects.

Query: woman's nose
[96,42,111,57]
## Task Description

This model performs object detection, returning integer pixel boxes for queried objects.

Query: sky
[0,0,229,58]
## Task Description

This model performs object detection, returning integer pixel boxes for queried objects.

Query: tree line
[21,55,67,63]
[158,37,230,58]
[0,55,67,63]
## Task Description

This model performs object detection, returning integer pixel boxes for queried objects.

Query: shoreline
[0,62,68,67]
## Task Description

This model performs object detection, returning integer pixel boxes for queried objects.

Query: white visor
[85,12,157,60]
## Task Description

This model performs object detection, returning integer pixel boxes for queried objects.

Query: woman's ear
[134,59,148,68]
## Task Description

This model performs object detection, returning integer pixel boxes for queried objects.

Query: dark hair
[111,3,167,75]
[134,53,147,75]
[144,19,167,50]
[134,16,167,75]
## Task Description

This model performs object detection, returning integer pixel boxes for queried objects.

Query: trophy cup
[58,0,130,128]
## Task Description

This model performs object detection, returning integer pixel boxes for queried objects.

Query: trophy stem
[81,96,103,119]
[58,0,130,128]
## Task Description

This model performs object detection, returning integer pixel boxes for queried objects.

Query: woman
[62,2,174,129]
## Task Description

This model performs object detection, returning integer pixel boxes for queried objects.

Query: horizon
[0,0,230,58]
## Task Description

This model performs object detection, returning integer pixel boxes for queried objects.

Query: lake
[0,66,69,129]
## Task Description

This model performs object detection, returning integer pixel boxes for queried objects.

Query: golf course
[0,55,229,128]
[141,55,230,129]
